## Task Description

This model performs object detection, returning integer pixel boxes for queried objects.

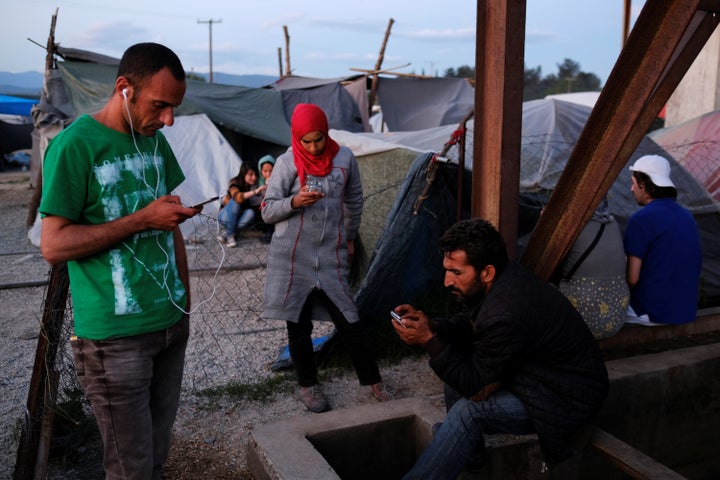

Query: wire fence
[12,147,417,478]
[12,130,720,478]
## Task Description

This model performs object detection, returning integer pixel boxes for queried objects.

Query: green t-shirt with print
[39,114,187,340]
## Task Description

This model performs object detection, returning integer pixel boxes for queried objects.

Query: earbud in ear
[122,88,128,99]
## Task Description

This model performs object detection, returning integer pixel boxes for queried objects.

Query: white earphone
[122,87,128,99]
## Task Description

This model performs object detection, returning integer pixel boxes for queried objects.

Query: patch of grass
[0,173,31,185]
[197,371,297,402]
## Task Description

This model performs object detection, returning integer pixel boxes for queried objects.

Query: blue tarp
[0,94,36,117]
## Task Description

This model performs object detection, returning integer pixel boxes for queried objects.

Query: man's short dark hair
[439,218,509,273]
[632,171,677,199]
[117,42,185,88]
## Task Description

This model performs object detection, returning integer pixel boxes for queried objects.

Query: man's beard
[449,281,486,303]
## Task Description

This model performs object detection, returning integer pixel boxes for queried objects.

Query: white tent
[29,113,241,246]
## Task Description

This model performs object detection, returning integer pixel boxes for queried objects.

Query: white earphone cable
[121,91,226,315]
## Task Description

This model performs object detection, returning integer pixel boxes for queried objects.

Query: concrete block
[247,397,444,480]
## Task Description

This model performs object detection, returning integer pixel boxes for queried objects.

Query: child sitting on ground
[217,163,265,247]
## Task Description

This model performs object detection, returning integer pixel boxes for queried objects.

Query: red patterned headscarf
[290,103,340,186]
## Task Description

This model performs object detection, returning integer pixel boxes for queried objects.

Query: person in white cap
[624,154,701,325]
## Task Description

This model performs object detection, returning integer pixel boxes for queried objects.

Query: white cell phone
[191,196,220,208]
[390,310,406,326]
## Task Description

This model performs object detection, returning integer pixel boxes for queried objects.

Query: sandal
[371,382,397,402]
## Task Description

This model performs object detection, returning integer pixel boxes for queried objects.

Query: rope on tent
[412,127,465,215]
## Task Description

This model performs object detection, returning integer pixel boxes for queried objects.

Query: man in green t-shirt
[39,43,201,479]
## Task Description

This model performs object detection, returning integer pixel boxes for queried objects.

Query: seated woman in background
[257,154,275,244]
[554,198,629,339]
[217,163,265,247]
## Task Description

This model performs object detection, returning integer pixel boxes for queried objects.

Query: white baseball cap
[629,154,675,187]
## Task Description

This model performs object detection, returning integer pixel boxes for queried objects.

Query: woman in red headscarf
[261,104,394,412]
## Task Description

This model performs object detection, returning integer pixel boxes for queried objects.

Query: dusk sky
[3,1,645,84]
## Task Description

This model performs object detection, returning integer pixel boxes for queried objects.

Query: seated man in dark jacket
[392,218,609,479]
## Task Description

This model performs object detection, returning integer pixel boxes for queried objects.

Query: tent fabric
[164,114,243,241]
[354,152,460,321]
[337,98,720,313]
[57,62,368,148]
[375,77,475,131]
[0,119,33,154]
[341,77,371,132]
[278,82,365,134]
[0,94,37,117]
[35,53,720,313]
[56,46,120,65]
[162,114,242,209]
[544,91,600,108]
[271,75,371,132]
[648,109,720,202]
[270,74,364,90]
[27,113,242,245]
[57,61,291,146]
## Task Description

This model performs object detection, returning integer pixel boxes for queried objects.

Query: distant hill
[0,71,43,98]
[0,70,277,95]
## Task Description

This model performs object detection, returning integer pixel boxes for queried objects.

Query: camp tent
[27,113,241,246]
[338,98,720,322]
[55,60,367,161]
[374,77,475,132]
[270,74,372,132]
[32,48,720,316]
[649,109,720,203]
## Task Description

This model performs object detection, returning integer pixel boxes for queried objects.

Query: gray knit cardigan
[261,146,363,323]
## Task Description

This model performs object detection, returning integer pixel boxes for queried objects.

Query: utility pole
[198,18,221,83]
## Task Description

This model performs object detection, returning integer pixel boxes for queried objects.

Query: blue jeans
[218,199,255,237]
[71,315,189,480]
[403,390,534,480]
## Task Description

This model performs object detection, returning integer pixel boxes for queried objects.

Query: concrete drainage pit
[247,397,444,480]
[308,414,428,479]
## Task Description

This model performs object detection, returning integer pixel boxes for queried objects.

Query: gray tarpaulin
[375,77,475,132]
[57,61,367,148]
[338,98,720,310]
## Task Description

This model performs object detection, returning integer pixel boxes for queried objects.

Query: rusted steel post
[472,0,526,259]
[521,0,719,280]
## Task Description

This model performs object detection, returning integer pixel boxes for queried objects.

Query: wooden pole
[368,18,395,116]
[45,8,57,71]
[13,264,70,480]
[27,8,58,227]
[277,47,283,77]
[623,0,631,47]
[283,25,291,76]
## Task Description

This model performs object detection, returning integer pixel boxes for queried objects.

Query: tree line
[443,58,602,101]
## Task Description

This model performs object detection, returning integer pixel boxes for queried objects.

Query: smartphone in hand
[391,310,406,327]
[191,196,220,208]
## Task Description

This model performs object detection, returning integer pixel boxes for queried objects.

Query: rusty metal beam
[472,0,526,259]
[521,0,720,280]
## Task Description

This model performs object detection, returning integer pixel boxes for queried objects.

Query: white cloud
[401,27,475,41]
